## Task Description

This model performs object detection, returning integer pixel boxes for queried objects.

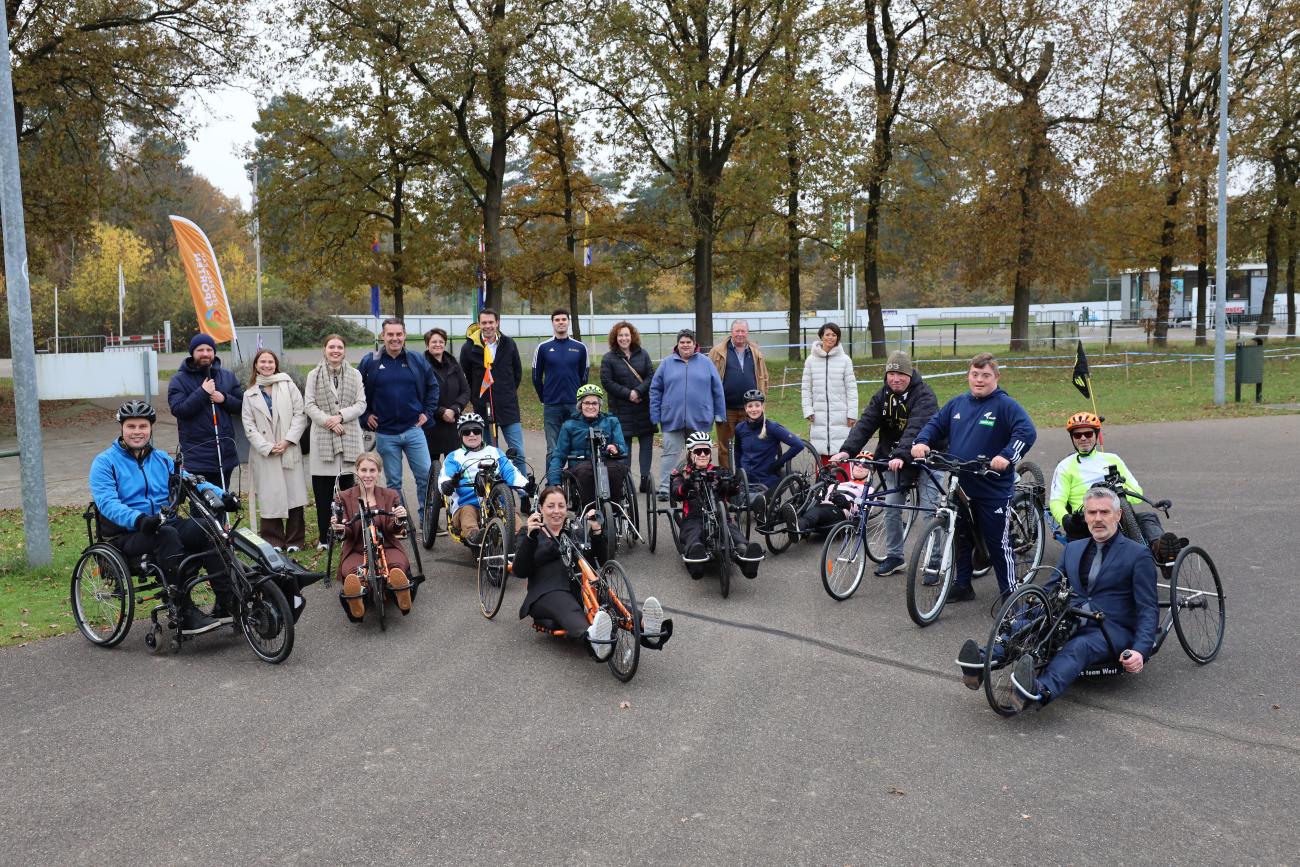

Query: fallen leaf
[888,787,905,796]
[619,701,632,709]
[1021,814,1032,820]
[1272,705,1281,710]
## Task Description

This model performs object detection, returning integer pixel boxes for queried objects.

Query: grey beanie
[885,350,914,376]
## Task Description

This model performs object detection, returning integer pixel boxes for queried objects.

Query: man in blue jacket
[956,487,1158,713]
[167,333,244,487]
[532,308,589,473]
[911,353,1036,602]
[649,329,726,500]
[89,401,238,634]
[358,318,439,517]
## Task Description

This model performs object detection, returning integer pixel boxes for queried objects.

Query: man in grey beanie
[831,350,942,575]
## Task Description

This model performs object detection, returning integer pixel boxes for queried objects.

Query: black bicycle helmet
[116,399,157,424]
[742,388,765,403]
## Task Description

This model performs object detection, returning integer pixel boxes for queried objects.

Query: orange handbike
[332,498,425,631]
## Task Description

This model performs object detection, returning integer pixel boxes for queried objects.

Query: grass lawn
[0,506,90,646]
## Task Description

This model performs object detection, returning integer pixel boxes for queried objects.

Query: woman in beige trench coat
[242,349,310,550]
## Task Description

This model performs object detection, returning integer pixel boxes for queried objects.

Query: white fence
[36,349,157,400]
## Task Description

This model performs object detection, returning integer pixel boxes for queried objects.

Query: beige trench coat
[242,382,310,518]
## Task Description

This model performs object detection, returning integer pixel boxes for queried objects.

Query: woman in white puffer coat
[801,322,859,457]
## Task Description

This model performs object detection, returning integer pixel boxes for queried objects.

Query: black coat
[600,347,656,437]
[840,370,944,462]
[422,350,471,456]
[166,356,244,475]
[514,525,608,619]
[459,334,524,427]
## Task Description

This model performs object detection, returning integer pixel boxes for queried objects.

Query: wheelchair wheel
[905,517,953,627]
[764,474,807,555]
[785,440,820,481]
[487,481,517,539]
[70,545,135,647]
[714,500,733,599]
[240,579,295,664]
[422,461,440,549]
[821,521,866,601]
[1169,545,1225,664]
[984,584,1054,716]
[644,485,659,552]
[1009,487,1046,581]
[600,560,641,683]
[477,517,510,619]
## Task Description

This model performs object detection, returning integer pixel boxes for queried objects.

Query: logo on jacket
[978,411,996,427]
[953,412,961,420]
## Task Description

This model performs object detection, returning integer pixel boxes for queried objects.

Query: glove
[768,460,782,477]
[440,479,456,496]
[221,492,240,511]
[523,478,537,497]
[137,514,162,535]
[1062,511,1088,537]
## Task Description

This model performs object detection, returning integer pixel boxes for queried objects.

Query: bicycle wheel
[715,508,733,600]
[1009,488,1046,582]
[644,485,659,552]
[1118,499,1142,544]
[983,584,1053,716]
[1169,545,1225,664]
[488,481,517,537]
[764,474,807,554]
[240,579,295,664]
[1016,460,1045,491]
[821,521,866,601]
[600,560,641,682]
[70,545,135,647]
[905,517,953,627]
[477,517,509,619]
[598,500,618,560]
[786,439,820,481]
[860,499,891,564]
[422,461,440,550]
[733,468,753,540]
[619,472,640,551]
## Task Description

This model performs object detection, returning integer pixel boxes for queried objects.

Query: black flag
[1071,340,1091,399]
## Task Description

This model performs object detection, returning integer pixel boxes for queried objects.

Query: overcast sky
[182,84,260,209]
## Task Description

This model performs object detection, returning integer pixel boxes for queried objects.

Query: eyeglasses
[691,448,712,456]
[1071,430,1096,440]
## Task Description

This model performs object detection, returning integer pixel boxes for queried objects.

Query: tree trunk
[1153,180,1181,347]
[390,172,405,321]
[1287,186,1297,341]
[1257,150,1286,338]
[862,179,887,358]
[692,192,716,347]
[1195,177,1208,346]
[556,114,581,340]
[483,13,510,312]
[1009,106,1047,352]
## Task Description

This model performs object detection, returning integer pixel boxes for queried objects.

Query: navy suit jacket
[1048,533,1159,658]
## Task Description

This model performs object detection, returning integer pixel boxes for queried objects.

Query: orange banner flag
[169,215,236,343]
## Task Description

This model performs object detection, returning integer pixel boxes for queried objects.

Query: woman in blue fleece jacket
[649,329,726,497]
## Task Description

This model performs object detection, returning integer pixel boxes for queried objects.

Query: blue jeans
[487,422,527,476]
[884,468,942,560]
[543,403,574,474]
[658,429,686,495]
[374,426,432,516]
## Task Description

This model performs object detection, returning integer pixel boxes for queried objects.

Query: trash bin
[1234,339,1264,403]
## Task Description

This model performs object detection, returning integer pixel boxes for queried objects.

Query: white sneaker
[641,596,663,641]
[587,610,613,661]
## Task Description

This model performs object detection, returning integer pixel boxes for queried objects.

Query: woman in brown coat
[331,452,413,620]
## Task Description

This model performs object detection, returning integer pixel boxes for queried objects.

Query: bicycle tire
[983,584,1053,716]
[1016,460,1046,491]
[620,472,640,551]
[240,579,295,664]
[1009,488,1046,583]
[488,481,517,539]
[1169,545,1225,664]
[601,560,641,682]
[422,461,440,549]
[645,485,659,552]
[715,500,732,599]
[477,517,509,619]
[734,468,753,540]
[820,521,866,601]
[905,517,953,627]
[1118,499,1142,544]
[362,528,385,631]
[764,474,806,555]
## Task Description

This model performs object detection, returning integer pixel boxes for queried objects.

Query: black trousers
[529,588,590,638]
[568,460,629,513]
[799,503,844,535]
[117,519,229,605]
[311,473,355,543]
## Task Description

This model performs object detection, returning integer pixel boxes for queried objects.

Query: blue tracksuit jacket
[532,337,589,406]
[914,387,1036,499]
[90,439,222,534]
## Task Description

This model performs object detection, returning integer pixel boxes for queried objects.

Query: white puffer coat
[801,341,859,454]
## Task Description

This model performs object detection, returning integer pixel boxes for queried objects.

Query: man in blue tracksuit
[532,308,589,473]
[911,353,1036,602]
[358,317,440,517]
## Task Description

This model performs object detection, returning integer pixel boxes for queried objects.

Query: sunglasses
[1071,430,1096,440]
[462,429,483,437]
[691,448,712,456]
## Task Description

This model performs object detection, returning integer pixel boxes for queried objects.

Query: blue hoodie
[914,387,1036,499]
[649,350,726,432]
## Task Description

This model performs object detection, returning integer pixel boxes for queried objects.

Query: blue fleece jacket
[914,387,1036,499]
[649,350,726,432]
[734,416,805,489]
[532,337,589,406]
[90,439,222,534]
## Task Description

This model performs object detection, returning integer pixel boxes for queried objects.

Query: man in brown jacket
[707,319,770,469]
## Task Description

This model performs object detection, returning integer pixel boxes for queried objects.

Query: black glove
[1062,511,1088,537]
[768,460,782,477]
[440,479,456,496]
[221,492,240,511]
[523,478,537,497]
[137,514,162,535]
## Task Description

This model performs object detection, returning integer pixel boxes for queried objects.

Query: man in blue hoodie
[532,309,589,473]
[911,353,1037,603]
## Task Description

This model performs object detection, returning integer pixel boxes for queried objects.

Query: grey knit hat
[885,350,914,376]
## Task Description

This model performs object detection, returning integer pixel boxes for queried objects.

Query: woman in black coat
[600,320,656,493]
[422,327,471,460]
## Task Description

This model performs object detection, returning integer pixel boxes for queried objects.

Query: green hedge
[229,297,372,348]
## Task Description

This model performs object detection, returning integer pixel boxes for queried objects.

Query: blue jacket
[547,410,628,484]
[89,439,222,534]
[358,348,440,434]
[437,444,526,512]
[1047,534,1159,659]
[532,337,589,406]
[649,350,726,433]
[167,357,244,474]
[734,416,804,489]
[915,387,1036,499]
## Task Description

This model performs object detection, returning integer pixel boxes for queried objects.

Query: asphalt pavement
[1,414,1297,865]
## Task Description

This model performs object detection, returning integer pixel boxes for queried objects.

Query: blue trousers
[955,495,1016,596]
[1037,623,1131,701]
[543,403,574,475]
[485,422,527,475]
[374,426,431,516]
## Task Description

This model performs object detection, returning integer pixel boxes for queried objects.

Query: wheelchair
[71,470,320,664]
[330,500,426,631]
[980,560,1226,716]
[559,427,642,559]
[659,467,763,598]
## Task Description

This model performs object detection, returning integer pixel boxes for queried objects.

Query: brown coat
[334,485,410,579]
[707,339,770,397]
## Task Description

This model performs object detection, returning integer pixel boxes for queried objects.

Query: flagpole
[118,261,125,339]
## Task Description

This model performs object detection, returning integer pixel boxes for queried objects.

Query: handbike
[560,426,642,559]
[333,500,424,631]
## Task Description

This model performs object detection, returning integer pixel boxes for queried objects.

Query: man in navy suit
[956,486,1159,714]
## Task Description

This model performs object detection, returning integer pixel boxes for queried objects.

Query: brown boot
[388,568,413,613]
[342,573,365,620]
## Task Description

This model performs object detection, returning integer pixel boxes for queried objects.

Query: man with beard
[167,333,244,488]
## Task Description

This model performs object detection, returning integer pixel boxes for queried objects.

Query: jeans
[488,422,527,475]
[629,434,654,482]
[374,426,432,516]
[884,468,942,560]
[658,429,686,495]
[543,403,575,474]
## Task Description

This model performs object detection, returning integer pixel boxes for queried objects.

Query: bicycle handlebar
[921,452,1000,477]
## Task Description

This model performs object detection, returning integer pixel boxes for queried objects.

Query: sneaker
[656,491,670,502]
[948,584,976,603]
[874,555,905,577]
[1151,532,1187,563]
[387,567,413,613]
[587,610,613,660]
[639,475,651,494]
[921,552,943,586]
[781,503,800,535]
[286,545,301,554]
[342,574,365,620]
[1010,655,1041,712]
[641,596,664,643]
[685,542,708,562]
[466,528,484,547]
[178,607,221,635]
[749,493,768,521]
[743,541,763,559]
[956,638,984,690]
[316,542,329,552]
[209,599,235,627]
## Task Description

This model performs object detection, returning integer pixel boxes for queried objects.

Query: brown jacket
[707,339,770,398]
[334,485,410,579]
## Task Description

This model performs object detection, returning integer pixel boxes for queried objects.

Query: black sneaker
[179,607,221,635]
[874,556,905,577]
[1009,655,1041,713]
[956,639,984,690]
[467,528,484,546]
[743,541,763,559]
[685,542,708,561]
[656,491,670,502]
[639,475,651,494]
[948,584,977,603]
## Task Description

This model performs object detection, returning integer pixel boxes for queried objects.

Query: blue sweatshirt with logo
[914,387,1036,499]
[532,337,589,406]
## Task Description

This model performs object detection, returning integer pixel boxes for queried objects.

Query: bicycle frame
[569,427,642,545]
[539,523,634,639]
